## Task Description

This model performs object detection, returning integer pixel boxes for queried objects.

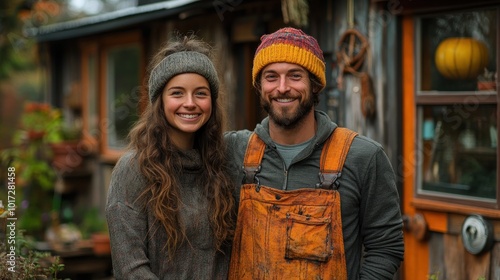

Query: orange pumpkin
[434,37,488,80]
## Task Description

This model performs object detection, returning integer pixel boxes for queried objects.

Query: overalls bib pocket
[285,212,332,262]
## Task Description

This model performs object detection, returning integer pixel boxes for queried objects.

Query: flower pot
[27,130,46,140]
[50,141,85,173]
[92,233,111,256]
[477,81,497,91]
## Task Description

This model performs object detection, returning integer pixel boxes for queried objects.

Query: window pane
[419,105,497,200]
[419,9,497,92]
[106,44,140,149]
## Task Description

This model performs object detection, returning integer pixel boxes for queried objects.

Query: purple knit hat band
[256,28,324,61]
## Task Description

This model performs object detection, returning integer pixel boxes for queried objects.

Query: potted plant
[477,68,497,91]
[49,125,87,175]
[0,103,63,239]
[0,102,86,239]
[79,207,110,256]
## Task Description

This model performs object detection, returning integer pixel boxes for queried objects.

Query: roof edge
[26,0,201,41]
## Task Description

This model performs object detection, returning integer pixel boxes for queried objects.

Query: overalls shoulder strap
[318,127,358,189]
[243,127,358,189]
[242,133,266,184]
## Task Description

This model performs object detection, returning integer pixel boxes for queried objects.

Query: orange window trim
[402,15,430,280]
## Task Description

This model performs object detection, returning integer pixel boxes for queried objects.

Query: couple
[105,27,404,280]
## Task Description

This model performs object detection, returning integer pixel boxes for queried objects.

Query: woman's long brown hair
[127,34,235,260]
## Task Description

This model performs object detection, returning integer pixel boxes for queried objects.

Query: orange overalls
[229,127,357,280]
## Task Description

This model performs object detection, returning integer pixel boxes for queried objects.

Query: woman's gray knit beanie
[148,51,219,102]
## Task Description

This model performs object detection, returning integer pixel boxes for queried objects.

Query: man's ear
[312,84,322,94]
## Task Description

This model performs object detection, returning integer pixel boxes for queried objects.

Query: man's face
[259,62,314,129]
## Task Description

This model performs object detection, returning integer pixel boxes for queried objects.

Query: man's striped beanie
[252,27,326,89]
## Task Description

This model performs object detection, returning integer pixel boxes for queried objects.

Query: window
[105,44,141,151]
[80,32,143,160]
[416,8,498,207]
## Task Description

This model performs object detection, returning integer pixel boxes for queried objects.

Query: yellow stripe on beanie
[252,43,326,88]
[251,27,326,90]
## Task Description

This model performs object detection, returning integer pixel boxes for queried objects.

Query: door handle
[402,213,429,241]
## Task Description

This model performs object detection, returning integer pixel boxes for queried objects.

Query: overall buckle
[242,165,262,192]
[316,172,341,190]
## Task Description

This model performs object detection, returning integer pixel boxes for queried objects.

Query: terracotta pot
[477,81,497,91]
[92,233,111,256]
[50,141,85,172]
[27,130,45,140]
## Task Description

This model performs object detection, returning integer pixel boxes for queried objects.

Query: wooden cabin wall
[311,0,401,176]
[423,217,500,279]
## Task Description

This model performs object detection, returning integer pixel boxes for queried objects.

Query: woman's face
[162,73,212,149]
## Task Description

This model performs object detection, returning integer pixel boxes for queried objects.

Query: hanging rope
[347,0,354,28]
[281,0,309,27]
[336,0,375,118]
[337,28,368,79]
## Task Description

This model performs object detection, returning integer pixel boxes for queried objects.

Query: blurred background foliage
[0,0,135,238]
[1,0,134,81]
[0,0,134,148]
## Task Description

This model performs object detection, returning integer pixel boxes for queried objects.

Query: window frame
[80,31,145,162]
[413,7,500,210]
[80,42,99,153]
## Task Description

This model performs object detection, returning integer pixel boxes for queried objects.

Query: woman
[105,34,236,279]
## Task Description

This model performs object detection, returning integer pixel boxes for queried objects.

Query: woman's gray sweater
[105,150,230,280]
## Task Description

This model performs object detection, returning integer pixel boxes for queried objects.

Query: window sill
[412,197,500,219]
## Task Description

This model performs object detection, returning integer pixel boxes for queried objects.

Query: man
[225,27,404,279]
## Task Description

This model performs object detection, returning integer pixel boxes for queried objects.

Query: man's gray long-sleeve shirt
[224,110,404,279]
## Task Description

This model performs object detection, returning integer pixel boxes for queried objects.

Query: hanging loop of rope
[335,0,375,118]
[337,28,368,77]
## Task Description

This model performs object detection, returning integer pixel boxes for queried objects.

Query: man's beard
[261,94,314,129]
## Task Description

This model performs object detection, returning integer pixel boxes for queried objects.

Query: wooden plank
[443,234,465,280]
[397,0,500,15]
[428,233,445,278]
[464,248,490,280]
[448,213,465,235]
[232,19,259,43]
[494,219,500,241]
[491,243,500,280]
